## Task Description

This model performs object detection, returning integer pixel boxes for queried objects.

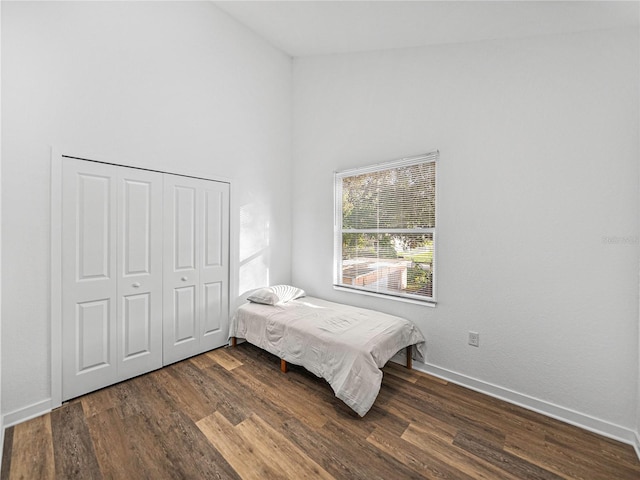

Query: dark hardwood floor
[2,342,639,479]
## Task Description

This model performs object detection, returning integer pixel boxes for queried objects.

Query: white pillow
[247,285,306,305]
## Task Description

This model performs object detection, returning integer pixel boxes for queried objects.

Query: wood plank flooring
[2,342,639,479]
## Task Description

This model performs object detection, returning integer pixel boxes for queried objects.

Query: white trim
[342,228,435,234]
[2,399,53,429]
[332,172,343,287]
[431,153,439,302]
[55,147,231,184]
[333,285,436,307]
[335,151,438,177]
[50,148,63,409]
[228,182,240,311]
[407,360,640,450]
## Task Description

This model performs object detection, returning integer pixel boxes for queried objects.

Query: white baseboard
[633,430,640,461]
[0,414,4,468]
[2,398,53,429]
[409,361,638,451]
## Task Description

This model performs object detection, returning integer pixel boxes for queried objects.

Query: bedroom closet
[60,156,229,400]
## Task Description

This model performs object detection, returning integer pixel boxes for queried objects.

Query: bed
[229,287,426,416]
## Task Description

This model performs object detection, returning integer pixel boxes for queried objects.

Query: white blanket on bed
[229,296,426,416]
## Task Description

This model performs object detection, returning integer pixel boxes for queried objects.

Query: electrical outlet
[468,331,480,347]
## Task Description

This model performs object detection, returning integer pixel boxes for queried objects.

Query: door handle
[181,276,188,282]
[132,282,141,288]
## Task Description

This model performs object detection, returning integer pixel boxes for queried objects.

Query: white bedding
[229,296,426,416]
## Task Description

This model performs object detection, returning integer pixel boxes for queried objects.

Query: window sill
[332,285,437,307]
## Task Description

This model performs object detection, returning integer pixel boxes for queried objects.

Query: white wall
[1,1,292,418]
[293,27,639,436]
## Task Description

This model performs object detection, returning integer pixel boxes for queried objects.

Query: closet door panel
[123,180,152,275]
[117,167,163,379]
[62,159,118,400]
[174,186,197,270]
[203,282,223,335]
[122,293,151,357]
[77,174,111,280]
[173,285,197,342]
[163,175,229,364]
[204,189,224,267]
[76,299,112,372]
[163,175,200,364]
[200,182,229,349]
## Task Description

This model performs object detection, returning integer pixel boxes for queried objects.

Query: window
[334,152,438,303]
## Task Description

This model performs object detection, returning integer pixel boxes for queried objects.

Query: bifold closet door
[163,174,229,365]
[116,166,163,379]
[61,158,163,400]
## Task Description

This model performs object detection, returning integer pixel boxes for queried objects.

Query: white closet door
[62,159,163,400]
[116,167,163,379]
[200,181,230,351]
[163,174,229,365]
[62,158,118,400]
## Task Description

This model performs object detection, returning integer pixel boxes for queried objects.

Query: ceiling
[213,1,639,57]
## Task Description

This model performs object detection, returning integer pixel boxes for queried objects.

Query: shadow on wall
[238,200,270,296]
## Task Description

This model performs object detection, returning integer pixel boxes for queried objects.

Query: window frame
[333,151,438,305]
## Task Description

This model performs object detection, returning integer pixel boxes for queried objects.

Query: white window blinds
[334,151,438,303]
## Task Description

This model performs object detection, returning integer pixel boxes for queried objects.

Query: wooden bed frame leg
[406,346,413,370]
[230,337,237,347]
[280,359,288,373]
